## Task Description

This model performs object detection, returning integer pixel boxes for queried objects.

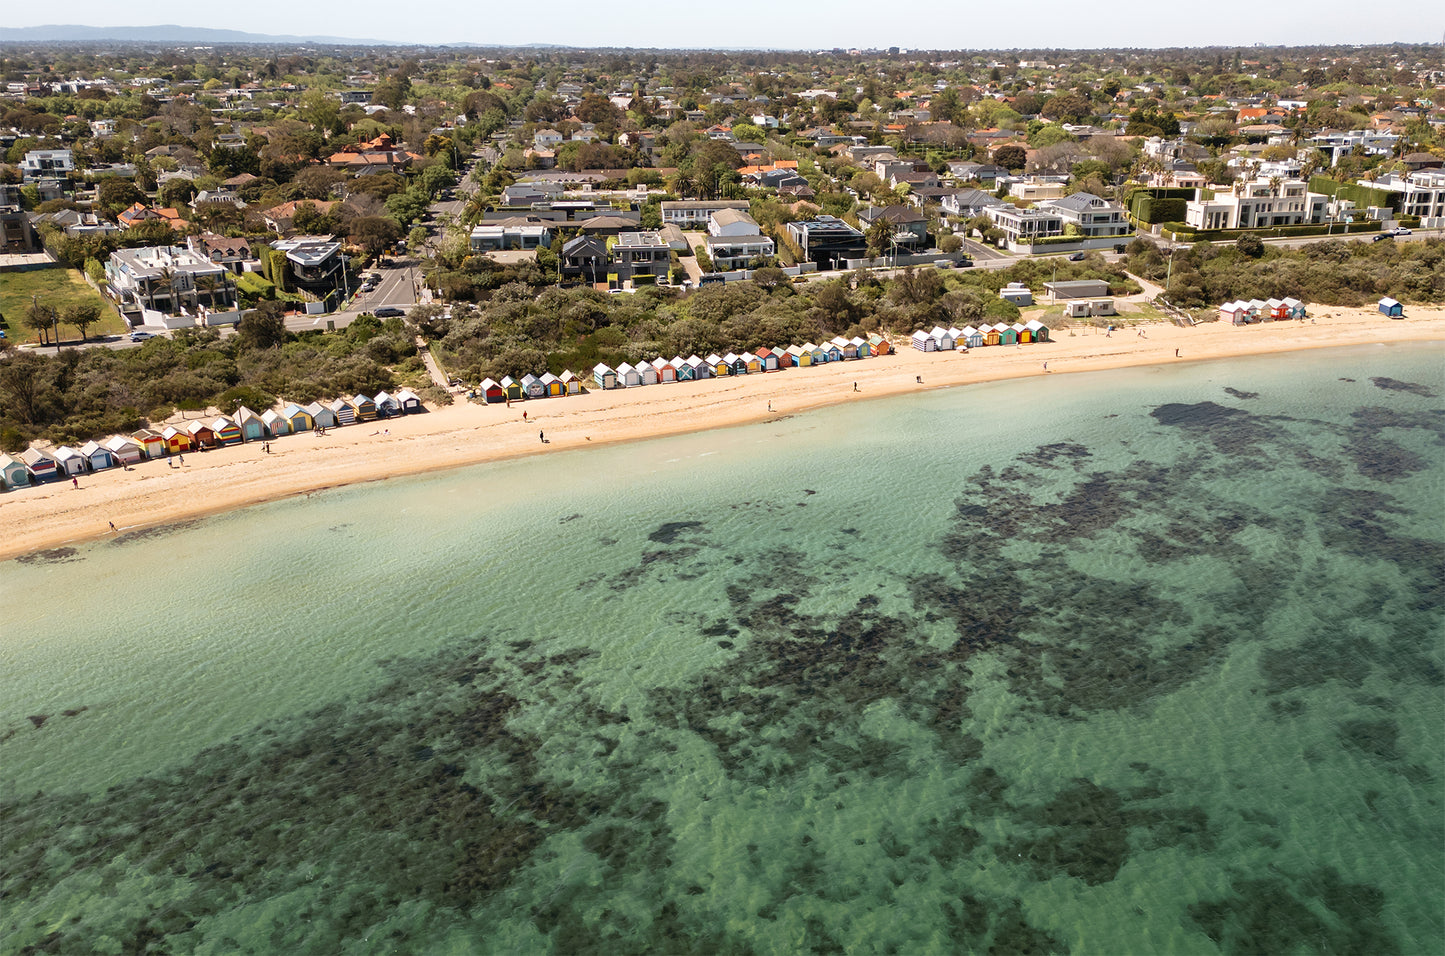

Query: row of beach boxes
[911,321,1052,352]
[0,389,424,489]
[478,335,898,399]
[1218,298,1307,324]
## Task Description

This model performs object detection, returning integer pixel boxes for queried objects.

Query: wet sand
[3,307,1442,561]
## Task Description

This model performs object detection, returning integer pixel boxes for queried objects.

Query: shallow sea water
[2,344,1442,954]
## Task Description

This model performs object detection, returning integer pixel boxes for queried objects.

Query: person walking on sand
[767,401,772,412]
[539,430,545,443]
[1175,349,1180,357]
[853,382,859,392]
[522,409,527,421]
[178,453,184,466]
[1043,362,1048,372]
[109,521,116,532]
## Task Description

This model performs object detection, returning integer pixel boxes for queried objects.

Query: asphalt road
[282,258,423,332]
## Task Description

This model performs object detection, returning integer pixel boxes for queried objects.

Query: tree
[24,300,57,346]
[236,301,288,350]
[865,217,891,260]
[299,89,339,138]
[751,267,789,291]
[350,216,402,256]
[993,144,1028,171]
[96,179,146,217]
[63,301,103,342]
[575,94,623,129]
[1041,93,1092,124]
[1235,234,1265,259]
[0,349,47,425]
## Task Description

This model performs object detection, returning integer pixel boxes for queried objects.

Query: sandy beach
[4,306,1442,561]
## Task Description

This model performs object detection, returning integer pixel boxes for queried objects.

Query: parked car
[129,331,155,342]
[374,307,405,318]
[1068,252,1086,261]
[1392,227,1412,236]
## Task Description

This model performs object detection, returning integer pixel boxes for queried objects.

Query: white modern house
[1041,193,1131,237]
[1184,178,1328,231]
[704,209,775,270]
[984,204,1064,244]
[19,149,74,181]
[659,200,751,228]
[1365,170,1445,227]
[106,246,233,326]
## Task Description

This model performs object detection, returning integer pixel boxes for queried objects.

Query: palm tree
[196,274,220,311]
[667,171,695,199]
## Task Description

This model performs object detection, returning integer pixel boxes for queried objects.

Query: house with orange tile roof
[116,202,186,231]
[260,200,340,236]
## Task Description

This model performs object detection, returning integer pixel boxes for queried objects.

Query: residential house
[1008,180,1067,202]
[984,205,1064,245]
[0,202,35,253]
[501,181,565,206]
[19,149,73,182]
[785,215,867,269]
[469,217,554,251]
[559,235,608,282]
[610,231,672,282]
[30,208,120,240]
[1042,193,1131,237]
[325,133,416,173]
[704,209,775,270]
[266,237,346,297]
[1366,170,1445,226]
[940,189,1006,219]
[186,233,257,274]
[106,245,232,323]
[1185,178,1327,231]
[116,203,186,232]
[947,161,1007,183]
[659,199,751,228]
[260,200,340,236]
[857,205,929,249]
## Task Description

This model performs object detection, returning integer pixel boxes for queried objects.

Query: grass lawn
[0,267,127,344]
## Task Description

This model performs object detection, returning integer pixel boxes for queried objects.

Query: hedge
[1133,196,1188,224]
[1308,177,1400,213]
[1025,233,1132,246]
[1160,220,1384,241]
[237,273,275,298]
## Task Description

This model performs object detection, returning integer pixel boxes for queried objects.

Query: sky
[8,1,1442,50]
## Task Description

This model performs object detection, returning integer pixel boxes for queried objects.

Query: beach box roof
[0,453,29,489]
[19,447,58,479]
[54,446,86,474]
[104,435,145,463]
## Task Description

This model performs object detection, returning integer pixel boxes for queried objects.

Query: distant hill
[0,24,384,45]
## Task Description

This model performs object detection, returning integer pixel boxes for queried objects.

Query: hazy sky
[11,1,1442,49]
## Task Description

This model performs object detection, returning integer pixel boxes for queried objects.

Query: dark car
[1067,252,1086,261]
[373,307,406,318]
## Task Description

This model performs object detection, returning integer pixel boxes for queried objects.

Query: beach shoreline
[4,307,1442,562]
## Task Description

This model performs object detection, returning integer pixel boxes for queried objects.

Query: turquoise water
[2,344,1442,954]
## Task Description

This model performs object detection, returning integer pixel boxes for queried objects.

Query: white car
[1393,227,1412,236]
